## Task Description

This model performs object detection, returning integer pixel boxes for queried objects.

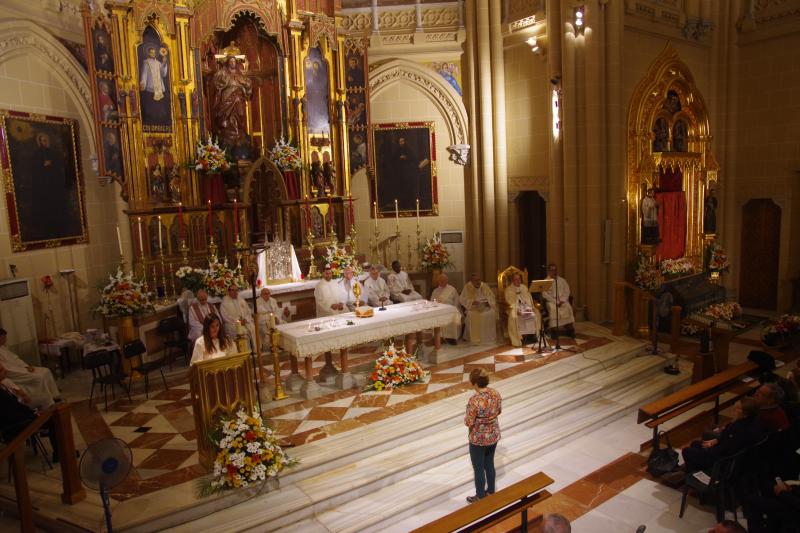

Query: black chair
[679,446,749,522]
[123,339,168,399]
[157,315,188,368]
[84,349,130,411]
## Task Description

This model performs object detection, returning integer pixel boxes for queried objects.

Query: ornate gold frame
[626,44,719,273]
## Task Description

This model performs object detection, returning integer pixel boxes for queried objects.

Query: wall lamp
[574,6,585,35]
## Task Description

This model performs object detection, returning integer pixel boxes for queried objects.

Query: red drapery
[656,191,686,260]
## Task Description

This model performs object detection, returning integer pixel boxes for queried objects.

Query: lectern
[189,352,257,468]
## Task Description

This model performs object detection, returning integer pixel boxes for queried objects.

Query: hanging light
[574,6,585,34]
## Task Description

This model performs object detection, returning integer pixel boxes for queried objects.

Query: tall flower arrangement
[420,233,452,271]
[205,260,246,297]
[634,254,662,292]
[707,244,730,273]
[175,266,207,293]
[95,268,154,317]
[194,135,231,173]
[206,409,296,493]
[267,138,302,172]
[318,243,360,279]
[364,344,428,392]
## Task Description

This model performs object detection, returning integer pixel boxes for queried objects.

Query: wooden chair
[497,266,535,343]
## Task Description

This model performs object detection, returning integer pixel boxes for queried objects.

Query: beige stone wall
[0,19,129,339]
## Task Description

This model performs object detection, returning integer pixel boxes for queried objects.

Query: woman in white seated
[190,315,236,365]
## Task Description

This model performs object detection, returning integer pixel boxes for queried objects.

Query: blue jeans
[469,442,497,498]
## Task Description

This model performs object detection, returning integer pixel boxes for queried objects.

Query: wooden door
[739,199,781,310]
[518,192,547,281]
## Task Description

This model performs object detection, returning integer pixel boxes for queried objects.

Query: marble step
[281,339,647,486]
[318,370,691,533]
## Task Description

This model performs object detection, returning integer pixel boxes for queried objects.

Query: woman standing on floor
[465,368,502,503]
[190,315,236,365]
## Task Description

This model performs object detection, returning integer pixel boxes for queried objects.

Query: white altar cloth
[276,301,461,357]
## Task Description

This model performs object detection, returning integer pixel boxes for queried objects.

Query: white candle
[116,224,123,256]
[137,217,144,256]
[269,312,276,329]
[416,198,420,224]
[157,216,163,251]
[394,198,399,231]
[373,201,378,229]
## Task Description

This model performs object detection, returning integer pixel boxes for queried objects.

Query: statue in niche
[212,43,253,149]
[703,188,718,234]
[149,163,165,203]
[322,152,336,194]
[309,151,325,196]
[167,166,181,203]
[663,90,681,115]
[672,120,688,152]
[641,187,660,244]
[653,118,669,152]
[311,206,324,238]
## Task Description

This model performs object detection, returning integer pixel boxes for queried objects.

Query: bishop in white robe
[504,274,540,347]
[543,264,576,337]
[388,261,422,302]
[315,268,346,316]
[431,273,460,343]
[220,285,256,349]
[187,289,218,345]
[363,267,392,307]
[0,329,60,406]
[459,274,497,345]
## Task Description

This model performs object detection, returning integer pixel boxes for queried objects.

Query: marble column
[464,0,483,276]
[476,0,497,278]
[489,0,509,271]
[546,0,565,271]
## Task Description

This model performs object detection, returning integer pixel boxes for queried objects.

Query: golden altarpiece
[82,0,357,291]
[626,45,720,278]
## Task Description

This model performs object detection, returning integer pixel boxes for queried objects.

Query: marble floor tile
[571,509,630,533]
[591,491,666,528]
[294,419,332,434]
[620,478,683,510]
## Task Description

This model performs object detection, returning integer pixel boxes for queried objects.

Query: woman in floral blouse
[464,368,502,502]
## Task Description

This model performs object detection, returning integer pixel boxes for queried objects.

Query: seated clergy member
[431,273,460,345]
[190,315,236,365]
[543,263,576,338]
[220,284,256,349]
[363,266,393,308]
[314,266,346,316]
[387,260,423,302]
[0,365,59,462]
[0,328,60,406]
[188,289,218,346]
[256,288,289,342]
[338,267,364,311]
[459,273,497,344]
[505,273,540,347]
[0,363,52,409]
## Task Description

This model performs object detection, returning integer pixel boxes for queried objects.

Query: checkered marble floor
[61,331,605,501]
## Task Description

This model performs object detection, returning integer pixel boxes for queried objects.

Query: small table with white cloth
[276,301,461,398]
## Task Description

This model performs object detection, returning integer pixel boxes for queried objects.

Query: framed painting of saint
[138,26,172,132]
[0,110,88,251]
[304,47,330,135]
[372,122,437,216]
[92,25,114,73]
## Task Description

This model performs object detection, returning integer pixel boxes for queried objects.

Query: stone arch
[0,19,96,157]
[369,59,468,147]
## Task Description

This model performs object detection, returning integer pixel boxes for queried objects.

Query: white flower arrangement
[268,137,302,172]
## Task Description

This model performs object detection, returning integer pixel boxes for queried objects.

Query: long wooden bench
[637,361,760,447]
[410,472,554,533]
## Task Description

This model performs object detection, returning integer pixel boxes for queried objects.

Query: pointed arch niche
[626,45,720,274]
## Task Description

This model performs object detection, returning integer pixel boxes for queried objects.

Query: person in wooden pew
[0,364,59,463]
[0,328,61,406]
[681,397,764,472]
[753,383,791,433]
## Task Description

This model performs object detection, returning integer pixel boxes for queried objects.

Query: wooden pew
[637,361,760,447]
[411,472,553,533]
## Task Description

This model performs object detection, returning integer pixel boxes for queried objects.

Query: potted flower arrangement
[420,233,452,272]
[175,266,207,293]
[660,257,694,279]
[634,254,662,292]
[364,343,429,392]
[703,301,742,322]
[707,244,730,273]
[318,243,360,279]
[96,268,154,317]
[762,314,800,347]
[194,135,230,205]
[202,408,296,495]
[267,138,302,172]
[205,260,246,297]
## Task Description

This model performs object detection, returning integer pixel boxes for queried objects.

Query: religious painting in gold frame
[371,121,438,217]
[0,110,88,251]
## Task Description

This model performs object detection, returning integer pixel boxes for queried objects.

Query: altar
[276,301,461,398]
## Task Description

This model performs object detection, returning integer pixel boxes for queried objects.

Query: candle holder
[270,328,288,401]
[234,233,246,284]
[208,235,219,264]
[415,221,422,272]
[372,225,381,265]
[167,261,176,298]
[407,234,413,270]
[306,231,319,279]
[394,229,401,265]
[152,265,160,300]
[159,251,170,305]
[346,223,358,251]
[140,256,150,299]
[179,238,190,265]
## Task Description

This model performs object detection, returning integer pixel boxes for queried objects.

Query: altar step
[148,336,689,533]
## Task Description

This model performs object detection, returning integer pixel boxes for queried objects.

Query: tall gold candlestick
[394,229,401,265]
[179,238,190,265]
[234,233,245,284]
[407,234,413,270]
[271,329,288,401]
[159,252,169,305]
[167,261,176,298]
[208,235,218,264]
[141,256,149,298]
[372,224,381,265]
[306,231,318,279]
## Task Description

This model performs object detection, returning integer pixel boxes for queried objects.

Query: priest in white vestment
[187,289,218,345]
[431,273,460,344]
[219,285,256,349]
[504,273,540,347]
[387,261,422,302]
[543,263,576,338]
[459,273,497,345]
[0,328,60,405]
[338,267,364,311]
[256,288,289,348]
[315,267,346,316]
[363,266,392,308]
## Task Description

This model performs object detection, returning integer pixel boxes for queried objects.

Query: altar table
[276,301,461,397]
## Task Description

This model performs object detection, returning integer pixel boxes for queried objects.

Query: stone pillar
[546,0,565,270]
[476,0,497,278]
[489,0,509,271]
[464,0,484,275]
